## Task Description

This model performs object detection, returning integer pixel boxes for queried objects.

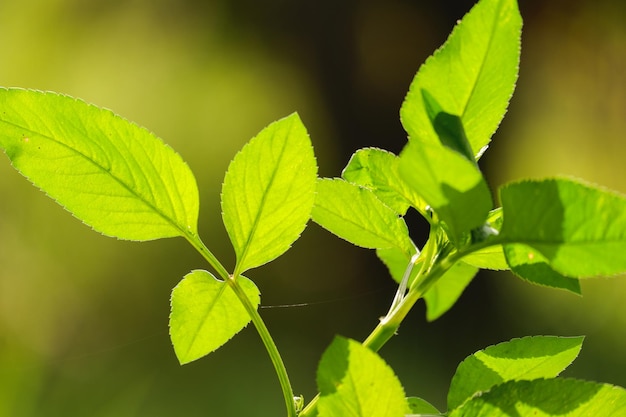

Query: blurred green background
[1,0,625,415]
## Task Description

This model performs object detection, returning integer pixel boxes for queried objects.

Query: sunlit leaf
[423,261,479,321]
[447,336,584,410]
[342,147,427,215]
[317,336,409,417]
[407,397,442,415]
[221,113,317,274]
[448,378,626,417]
[399,140,492,245]
[400,0,522,157]
[0,88,199,241]
[312,178,414,256]
[169,270,260,365]
[499,178,626,278]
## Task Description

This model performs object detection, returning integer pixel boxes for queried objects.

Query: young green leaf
[0,88,199,241]
[448,378,626,417]
[400,0,522,157]
[423,261,479,321]
[504,244,581,294]
[376,247,420,285]
[317,336,409,417]
[221,113,317,275]
[499,178,626,278]
[312,178,415,256]
[399,140,492,245]
[447,335,585,410]
[342,147,427,215]
[406,397,442,415]
[169,270,260,365]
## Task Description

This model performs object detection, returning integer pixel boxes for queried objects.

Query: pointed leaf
[342,147,427,215]
[169,270,260,364]
[504,244,581,294]
[312,178,414,255]
[0,88,199,240]
[447,336,584,410]
[377,247,420,285]
[400,0,522,157]
[317,336,409,417]
[221,113,317,274]
[399,140,492,245]
[448,378,626,417]
[424,261,479,321]
[499,178,626,277]
[407,397,442,415]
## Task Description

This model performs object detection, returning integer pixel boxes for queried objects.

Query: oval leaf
[312,178,414,255]
[169,270,260,364]
[317,336,409,417]
[400,0,522,157]
[447,335,585,410]
[499,178,626,278]
[449,378,626,417]
[221,113,317,274]
[423,261,479,321]
[0,88,199,240]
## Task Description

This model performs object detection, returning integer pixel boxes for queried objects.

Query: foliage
[1,0,625,415]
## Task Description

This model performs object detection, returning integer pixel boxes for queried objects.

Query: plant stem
[228,276,298,417]
[184,232,297,417]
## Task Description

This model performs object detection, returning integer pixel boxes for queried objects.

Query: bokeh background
[1,0,625,415]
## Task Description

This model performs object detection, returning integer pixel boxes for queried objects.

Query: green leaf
[448,378,626,417]
[462,208,509,270]
[342,147,427,215]
[221,113,317,274]
[0,88,199,241]
[400,0,522,157]
[407,397,441,415]
[447,336,584,410]
[423,261,479,321]
[312,178,414,255]
[504,244,581,294]
[399,140,492,245]
[499,178,626,278]
[317,336,409,417]
[169,270,260,365]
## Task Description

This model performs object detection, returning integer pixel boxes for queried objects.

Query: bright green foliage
[499,178,626,278]
[504,244,581,294]
[400,0,521,157]
[169,270,260,364]
[423,261,478,321]
[316,336,409,417]
[221,113,317,275]
[448,379,626,417]
[312,178,415,256]
[447,336,584,410]
[342,147,426,215]
[399,139,492,245]
[0,88,199,241]
[407,397,442,415]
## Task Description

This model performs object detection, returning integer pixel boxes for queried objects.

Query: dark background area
[0,0,625,415]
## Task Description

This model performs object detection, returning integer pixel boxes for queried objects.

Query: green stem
[183,232,297,417]
[228,276,298,417]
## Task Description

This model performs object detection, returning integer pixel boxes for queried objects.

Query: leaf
[499,178,626,278]
[448,378,626,417]
[342,147,427,215]
[221,113,317,274]
[504,244,581,294]
[312,178,414,255]
[398,140,492,245]
[400,0,522,157]
[423,261,479,321]
[462,208,509,270]
[0,88,199,241]
[317,336,409,417]
[169,270,260,365]
[447,335,585,410]
[407,397,441,415]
